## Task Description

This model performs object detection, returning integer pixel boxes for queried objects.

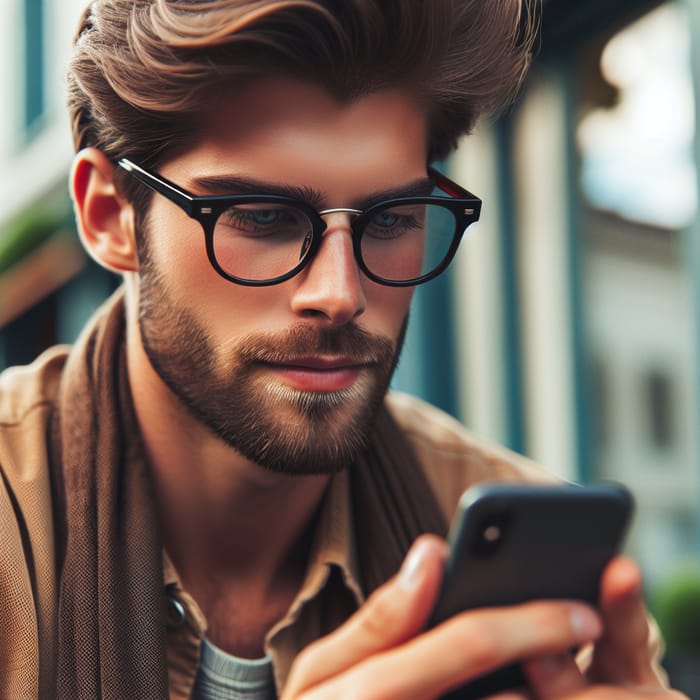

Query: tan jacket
[0,346,655,699]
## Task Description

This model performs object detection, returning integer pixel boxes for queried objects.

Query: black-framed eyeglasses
[117,158,481,287]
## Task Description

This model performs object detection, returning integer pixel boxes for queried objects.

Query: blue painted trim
[24,0,44,131]
[560,62,592,483]
[414,265,460,418]
[494,116,526,455]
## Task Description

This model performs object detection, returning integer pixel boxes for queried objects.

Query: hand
[282,535,605,699]
[522,557,689,699]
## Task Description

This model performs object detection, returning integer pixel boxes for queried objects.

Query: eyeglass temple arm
[427,166,480,201]
[118,158,196,216]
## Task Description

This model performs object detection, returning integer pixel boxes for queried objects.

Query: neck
[124,312,330,594]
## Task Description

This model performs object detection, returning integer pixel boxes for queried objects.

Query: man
[0,0,685,698]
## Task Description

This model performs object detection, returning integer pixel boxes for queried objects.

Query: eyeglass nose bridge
[298,207,363,260]
[317,207,363,230]
[303,207,364,267]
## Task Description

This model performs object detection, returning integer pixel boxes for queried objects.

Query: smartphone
[427,482,634,699]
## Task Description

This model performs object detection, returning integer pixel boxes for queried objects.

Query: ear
[70,147,139,273]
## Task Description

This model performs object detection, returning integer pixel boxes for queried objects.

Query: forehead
[161,79,430,201]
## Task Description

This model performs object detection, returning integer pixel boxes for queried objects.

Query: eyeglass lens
[211,201,458,284]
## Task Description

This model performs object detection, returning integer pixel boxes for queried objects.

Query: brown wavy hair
[68,0,538,192]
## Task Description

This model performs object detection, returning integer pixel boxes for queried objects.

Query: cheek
[145,203,206,273]
[364,285,414,339]
[143,205,282,330]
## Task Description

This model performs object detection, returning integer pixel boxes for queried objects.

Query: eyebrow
[188,174,436,209]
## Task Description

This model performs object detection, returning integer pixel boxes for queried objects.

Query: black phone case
[428,482,634,699]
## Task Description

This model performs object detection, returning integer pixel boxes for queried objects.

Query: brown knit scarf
[50,290,169,699]
[49,289,446,698]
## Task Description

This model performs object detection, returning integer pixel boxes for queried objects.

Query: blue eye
[229,208,284,228]
[218,205,310,238]
[248,209,282,225]
[372,211,401,228]
[364,206,423,240]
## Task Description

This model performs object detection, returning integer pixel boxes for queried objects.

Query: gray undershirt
[193,638,277,700]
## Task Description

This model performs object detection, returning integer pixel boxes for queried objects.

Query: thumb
[282,535,447,698]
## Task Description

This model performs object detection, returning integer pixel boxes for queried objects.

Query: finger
[522,653,585,699]
[588,556,661,686]
[283,535,448,698]
[302,599,603,700]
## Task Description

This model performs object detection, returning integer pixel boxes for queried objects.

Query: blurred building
[2,0,700,683]
[0,0,117,368]
[441,0,700,586]
[403,0,700,594]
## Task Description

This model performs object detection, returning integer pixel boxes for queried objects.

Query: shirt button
[166,595,187,629]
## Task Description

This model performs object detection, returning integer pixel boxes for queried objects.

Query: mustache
[235,323,395,365]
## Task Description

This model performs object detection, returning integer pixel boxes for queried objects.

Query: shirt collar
[161,466,365,614]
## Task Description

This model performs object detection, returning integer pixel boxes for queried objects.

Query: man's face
[136,79,428,474]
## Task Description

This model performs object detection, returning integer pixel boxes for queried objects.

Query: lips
[259,356,368,392]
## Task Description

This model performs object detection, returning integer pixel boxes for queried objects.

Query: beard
[136,250,407,475]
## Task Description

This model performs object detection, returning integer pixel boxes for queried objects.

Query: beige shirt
[0,347,659,699]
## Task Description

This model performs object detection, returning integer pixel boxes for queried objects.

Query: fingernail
[398,540,430,590]
[570,607,602,642]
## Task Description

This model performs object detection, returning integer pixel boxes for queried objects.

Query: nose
[289,215,366,326]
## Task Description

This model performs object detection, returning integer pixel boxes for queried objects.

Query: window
[589,357,610,450]
[642,367,676,451]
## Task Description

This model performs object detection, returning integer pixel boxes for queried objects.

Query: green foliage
[0,202,73,275]
[652,567,700,654]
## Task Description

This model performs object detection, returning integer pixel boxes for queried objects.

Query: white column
[513,72,578,480]
[451,126,509,444]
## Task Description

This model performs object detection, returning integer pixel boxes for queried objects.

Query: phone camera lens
[472,510,510,557]
[483,524,501,543]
